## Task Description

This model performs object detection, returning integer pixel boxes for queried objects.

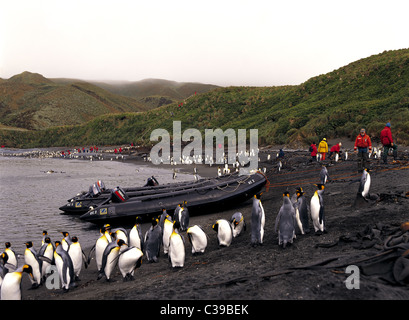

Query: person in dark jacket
[354,128,372,172]
[380,122,397,164]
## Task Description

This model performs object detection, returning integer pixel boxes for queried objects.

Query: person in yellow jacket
[317,138,328,161]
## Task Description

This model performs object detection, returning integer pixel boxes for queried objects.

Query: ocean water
[0,155,192,255]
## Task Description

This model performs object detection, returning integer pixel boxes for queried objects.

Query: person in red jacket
[309,142,318,162]
[354,128,372,172]
[329,142,342,160]
[380,122,397,164]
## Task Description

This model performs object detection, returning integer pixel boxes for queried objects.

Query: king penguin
[0,252,16,286]
[38,236,54,282]
[97,240,120,281]
[0,265,34,300]
[353,168,373,207]
[275,192,296,248]
[186,225,208,255]
[173,203,182,226]
[144,218,162,263]
[179,201,190,232]
[111,227,128,244]
[41,230,49,246]
[168,222,185,268]
[4,242,18,270]
[116,240,143,281]
[129,216,144,251]
[230,212,246,238]
[68,236,88,281]
[251,193,265,246]
[294,187,310,234]
[310,184,325,233]
[24,241,42,288]
[89,225,111,271]
[61,231,72,251]
[319,165,330,185]
[159,208,168,231]
[54,241,76,292]
[162,214,174,255]
[358,168,371,199]
[212,219,233,247]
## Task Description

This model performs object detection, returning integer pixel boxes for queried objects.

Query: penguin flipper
[87,244,96,265]
[37,255,54,265]
[318,206,324,224]
[82,250,89,269]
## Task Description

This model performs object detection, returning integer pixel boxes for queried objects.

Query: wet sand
[16,147,409,303]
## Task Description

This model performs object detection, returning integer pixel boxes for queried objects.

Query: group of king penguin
[272,164,372,248]
[0,231,88,300]
[0,164,372,300]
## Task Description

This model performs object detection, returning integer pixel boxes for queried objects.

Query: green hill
[1,49,409,148]
[0,72,149,130]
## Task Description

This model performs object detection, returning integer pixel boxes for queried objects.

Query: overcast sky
[1,0,408,86]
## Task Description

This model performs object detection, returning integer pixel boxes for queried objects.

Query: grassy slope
[0,72,148,130]
[1,49,409,148]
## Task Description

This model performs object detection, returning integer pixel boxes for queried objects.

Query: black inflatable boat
[78,172,267,225]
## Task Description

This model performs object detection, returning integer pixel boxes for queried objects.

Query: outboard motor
[89,183,102,197]
[144,176,159,187]
[97,180,106,192]
[111,186,129,203]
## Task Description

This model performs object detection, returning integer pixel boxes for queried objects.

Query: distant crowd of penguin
[0,163,372,300]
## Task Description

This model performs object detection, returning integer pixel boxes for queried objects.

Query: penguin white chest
[129,227,142,250]
[310,193,324,232]
[362,174,371,198]
[1,272,22,300]
[216,220,233,247]
[187,226,207,254]
[169,234,185,267]
[162,221,173,254]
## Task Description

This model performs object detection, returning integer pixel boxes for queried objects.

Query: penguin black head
[117,239,127,246]
[255,192,263,200]
[135,216,142,224]
[61,231,69,237]
[5,242,11,248]
[315,184,325,190]
[283,191,290,197]
[1,252,8,263]
[22,264,34,277]
[173,220,181,230]
[44,237,51,244]
[25,241,33,248]
[212,222,219,232]
[42,231,48,236]
[104,224,111,231]
[71,236,78,243]
[55,241,61,247]
[151,218,158,226]
[296,187,304,196]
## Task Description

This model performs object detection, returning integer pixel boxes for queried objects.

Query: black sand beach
[14,145,409,302]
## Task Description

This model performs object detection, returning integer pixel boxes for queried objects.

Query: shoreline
[9,145,408,301]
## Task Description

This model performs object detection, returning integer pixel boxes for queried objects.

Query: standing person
[317,138,328,161]
[354,128,372,172]
[380,122,398,164]
[309,142,318,162]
